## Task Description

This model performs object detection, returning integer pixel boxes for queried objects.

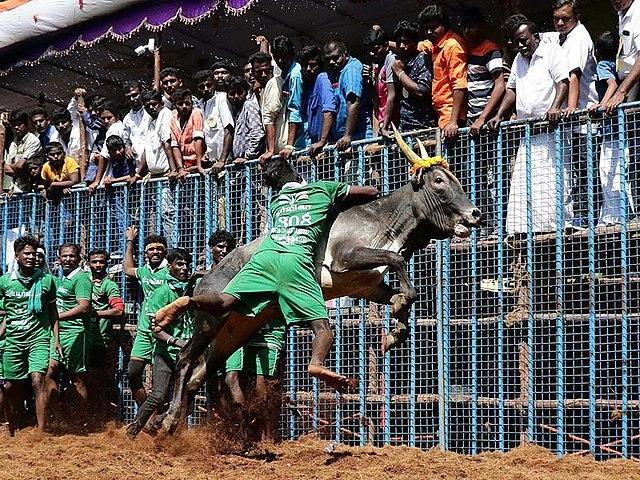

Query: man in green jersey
[156,157,379,391]
[0,236,60,435]
[46,242,92,421]
[126,248,193,438]
[86,249,124,415]
[124,226,169,406]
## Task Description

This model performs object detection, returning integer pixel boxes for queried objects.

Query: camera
[134,38,155,56]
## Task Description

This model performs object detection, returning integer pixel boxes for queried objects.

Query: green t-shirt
[258,181,349,256]
[136,264,170,332]
[91,276,122,340]
[55,267,92,332]
[246,316,286,350]
[0,270,57,345]
[146,279,194,360]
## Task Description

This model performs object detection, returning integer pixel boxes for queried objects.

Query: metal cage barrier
[1,103,639,459]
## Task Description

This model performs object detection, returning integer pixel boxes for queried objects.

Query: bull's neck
[372,183,429,256]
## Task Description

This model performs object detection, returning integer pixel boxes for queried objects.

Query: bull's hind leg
[332,247,416,351]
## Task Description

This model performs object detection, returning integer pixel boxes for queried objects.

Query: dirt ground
[1,426,639,480]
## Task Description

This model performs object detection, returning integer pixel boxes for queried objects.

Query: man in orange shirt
[169,88,206,179]
[418,4,468,139]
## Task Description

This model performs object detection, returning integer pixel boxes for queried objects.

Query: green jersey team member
[127,248,194,438]
[46,243,92,420]
[155,157,379,391]
[0,236,60,435]
[87,249,124,413]
[123,226,170,406]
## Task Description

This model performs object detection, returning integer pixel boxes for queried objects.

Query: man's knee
[127,359,146,390]
[225,371,240,390]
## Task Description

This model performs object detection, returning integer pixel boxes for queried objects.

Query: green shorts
[225,345,281,378]
[130,328,153,362]
[223,250,327,325]
[50,329,86,374]
[3,338,50,380]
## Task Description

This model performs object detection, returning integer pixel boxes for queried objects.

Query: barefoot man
[154,157,379,390]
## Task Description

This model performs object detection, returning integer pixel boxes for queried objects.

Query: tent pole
[77,93,87,180]
[0,119,5,193]
[154,32,162,90]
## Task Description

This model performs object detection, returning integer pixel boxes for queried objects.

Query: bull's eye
[434,176,444,184]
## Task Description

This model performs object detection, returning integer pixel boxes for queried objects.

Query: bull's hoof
[161,413,180,435]
[389,293,409,316]
[155,296,191,330]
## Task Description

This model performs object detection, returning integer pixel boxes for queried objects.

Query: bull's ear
[411,169,425,190]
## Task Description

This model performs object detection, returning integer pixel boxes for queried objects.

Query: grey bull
[156,131,481,433]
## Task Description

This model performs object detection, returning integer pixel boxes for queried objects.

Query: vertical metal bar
[1,200,8,269]
[245,164,253,242]
[105,192,112,254]
[17,197,24,233]
[525,123,535,443]
[29,195,37,235]
[469,136,478,455]
[74,189,81,244]
[409,256,417,447]
[554,126,565,457]
[586,119,596,454]
[88,194,95,253]
[335,297,342,443]
[204,175,213,266]
[213,177,220,232]
[617,108,629,457]
[357,145,367,446]
[191,179,200,263]
[382,144,391,446]
[138,181,147,265]
[225,170,231,230]
[43,200,51,262]
[173,181,181,246]
[58,198,65,246]
[436,239,446,451]
[155,181,162,237]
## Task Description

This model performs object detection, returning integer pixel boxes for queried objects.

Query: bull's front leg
[332,247,416,351]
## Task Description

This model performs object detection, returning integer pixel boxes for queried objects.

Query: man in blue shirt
[30,107,60,149]
[323,40,370,151]
[271,36,305,158]
[300,45,338,157]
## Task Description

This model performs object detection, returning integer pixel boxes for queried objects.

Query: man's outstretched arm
[345,185,380,201]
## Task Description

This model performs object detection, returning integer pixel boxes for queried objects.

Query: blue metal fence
[1,104,639,458]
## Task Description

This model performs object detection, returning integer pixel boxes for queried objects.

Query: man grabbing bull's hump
[153,157,379,390]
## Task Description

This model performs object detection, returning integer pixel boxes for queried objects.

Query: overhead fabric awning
[0,0,256,73]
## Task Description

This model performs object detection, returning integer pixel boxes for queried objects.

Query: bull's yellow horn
[392,123,421,166]
[415,137,429,158]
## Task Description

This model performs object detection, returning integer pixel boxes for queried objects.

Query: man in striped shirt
[461,7,506,136]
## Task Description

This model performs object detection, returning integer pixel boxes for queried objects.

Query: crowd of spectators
[1,0,640,435]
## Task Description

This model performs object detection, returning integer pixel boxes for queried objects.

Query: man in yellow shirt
[40,142,80,198]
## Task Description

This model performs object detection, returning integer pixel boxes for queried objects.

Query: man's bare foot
[308,364,357,392]
[154,296,191,330]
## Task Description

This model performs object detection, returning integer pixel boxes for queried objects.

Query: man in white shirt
[122,80,151,164]
[193,68,234,175]
[604,0,640,110]
[488,18,571,234]
[88,100,124,192]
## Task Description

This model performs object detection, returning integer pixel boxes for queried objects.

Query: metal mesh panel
[1,104,640,458]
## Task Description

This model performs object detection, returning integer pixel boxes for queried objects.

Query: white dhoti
[506,132,573,234]
[598,139,635,225]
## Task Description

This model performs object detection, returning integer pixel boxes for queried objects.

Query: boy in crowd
[100,135,137,187]
[418,4,468,138]
[89,101,124,193]
[40,141,81,198]
[228,76,264,163]
[363,26,398,137]
[30,107,61,149]
[3,111,42,192]
[126,248,193,438]
[194,68,234,175]
[170,88,206,177]
[0,236,60,435]
[160,67,185,109]
[122,80,151,162]
[391,21,437,131]
[51,108,85,163]
[123,226,170,406]
[86,249,124,416]
[271,36,305,157]
[299,45,337,157]
[208,229,237,266]
[46,243,92,423]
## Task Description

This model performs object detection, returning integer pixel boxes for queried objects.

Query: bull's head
[393,125,481,239]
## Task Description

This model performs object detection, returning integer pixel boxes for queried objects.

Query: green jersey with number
[55,267,92,331]
[0,270,57,345]
[136,265,170,332]
[258,181,350,256]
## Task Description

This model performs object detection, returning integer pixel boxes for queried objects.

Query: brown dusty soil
[1,425,639,480]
